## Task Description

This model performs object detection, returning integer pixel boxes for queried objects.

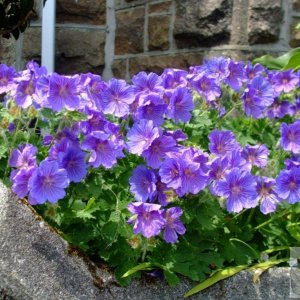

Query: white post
[42,0,56,73]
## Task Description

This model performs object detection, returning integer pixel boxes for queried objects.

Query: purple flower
[208,156,229,195]
[80,109,107,134]
[245,62,265,80]
[83,73,107,109]
[82,131,123,169]
[8,122,15,133]
[224,60,246,92]
[11,166,36,199]
[28,160,70,204]
[35,75,50,106]
[128,202,165,238]
[241,144,269,168]
[166,87,194,123]
[159,157,182,189]
[280,121,300,154]
[42,134,53,146]
[266,99,295,119]
[132,71,163,99]
[191,75,221,102]
[285,155,300,169]
[178,158,208,195]
[209,156,229,182]
[14,79,35,108]
[126,119,160,155]
[142,135,177,169]
[101,78,134,117]
[256,177,281,214]
[155,178,172,206]
[227,149,251,171]
[161,68,188,89]
[248,76,274,106]
[58,147,87,182]
[196,57,230,82]
[137,94,167,126]
[163,207,186,243]
[0,64,17,94]
[9,144,37,170]
[129,165,157,202]
[272,70,299,94]
[208,129,240,156]
[241,88,265,119]
[215,168,258,213]
[275,167,300,204]
[165,129,187,142]
[48,73,80,111]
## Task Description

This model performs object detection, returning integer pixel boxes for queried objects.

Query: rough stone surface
[55,28,106,75]
[0,181,295,299]
[0,38,17,66]
[0,181,113,300]
[128,53,204,77]
[229,0,249,45]
[56,0,106,25]
[248,0,283,45]
[290,20,300,48]
[22,26,106,75]
[112,58,127,79]
[149,1,171,14]
[174,0,233,48]
[293,0,300,12]
[22,27,42,64]
[115,8,145,55]
[148,15,170,51]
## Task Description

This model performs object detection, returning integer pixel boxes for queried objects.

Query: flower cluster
[2,56,300,244]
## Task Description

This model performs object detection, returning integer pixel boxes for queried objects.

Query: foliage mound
[0,56,300,296]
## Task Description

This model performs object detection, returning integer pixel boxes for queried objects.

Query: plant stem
[254,209,290,231]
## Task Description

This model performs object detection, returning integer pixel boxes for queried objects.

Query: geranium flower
[275,167,300,204]
[256,177,281,214]
[58,147,87,183]
[9,144,37,170]
[208,129,240,156]
[126,119,160,155]
[214,168,258,213]
[166,87,194,123]
[101,78,134,117]
[163,207,186,243]
[28,160,70,204]
[129,165,157,202]
[128,202,165,238]
[48,73,80,111]
[241,144,269,168]
[280,121,300,154]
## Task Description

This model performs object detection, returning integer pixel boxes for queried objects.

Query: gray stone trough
[0,181,295,300]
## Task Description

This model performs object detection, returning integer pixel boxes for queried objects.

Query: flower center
[231,185,241,195]
[43,176,53,187]
[289,181,296,191]
[288,131,296,142]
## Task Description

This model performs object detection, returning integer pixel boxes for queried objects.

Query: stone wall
[1,0,300,80]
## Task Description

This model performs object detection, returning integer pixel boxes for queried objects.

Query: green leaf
[253,47,300,70]
[283,52,300,71]
[122,262,159,278]
[75,197,99,220]
[163,269,180,286]
[229,238,260,259]
[248,258,288,271]
[286,222,300,241]
[184,265,248,298]
[40,108,61,120]
[64,111,88,122]
[0,145,8,159]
